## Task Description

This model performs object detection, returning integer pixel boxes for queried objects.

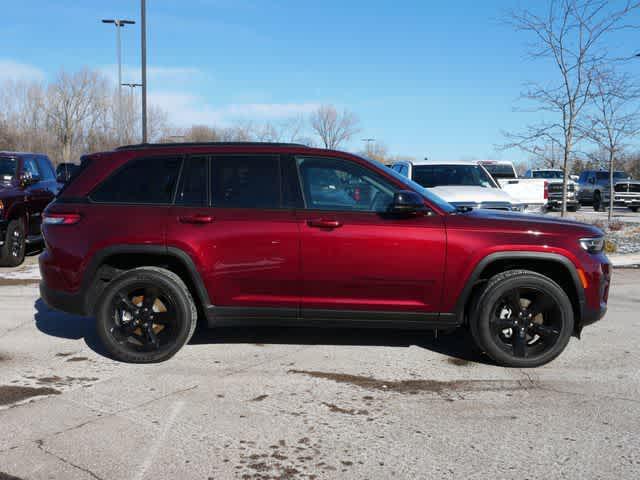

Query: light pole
[102,18,135,144]
[141,0,148,143]
[362,138,375,154]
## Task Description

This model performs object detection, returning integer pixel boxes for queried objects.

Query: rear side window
[176,156,208,206]
[596,172,608,181]
[0,156,17,182]
[91,156,181,204]
[211,155,280,209]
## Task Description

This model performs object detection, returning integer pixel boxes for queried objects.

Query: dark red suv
[39,143,611,366]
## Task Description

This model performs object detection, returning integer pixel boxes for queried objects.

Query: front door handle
[179,215,214,224]
[307,218,342,229]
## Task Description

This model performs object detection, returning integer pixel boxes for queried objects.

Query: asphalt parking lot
[0,263,639,480]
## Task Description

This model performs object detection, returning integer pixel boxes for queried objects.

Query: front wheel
[630,207,639,213]
[95,267,197,363]
[469,270,574,368]
[0,218,26,267]
[593,192,603,211]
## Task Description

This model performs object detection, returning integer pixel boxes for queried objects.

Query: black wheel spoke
[530,323,560,338]
[117,293,137,312]
[492,318,515,330]
[505,289,522,314]
[527,293,555,318]
[152,311,172,325]
[143,324,160,349]
[512,328,528,358]
[143,287,159,309]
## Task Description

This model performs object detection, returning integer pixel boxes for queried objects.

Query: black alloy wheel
[593,192,602,211]
[470,270,574,367]
[0,218,26,267]
[96,267,197,363]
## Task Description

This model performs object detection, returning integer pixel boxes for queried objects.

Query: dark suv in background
[577,170,640,211]
[40,142,610,367]
[0,152,59,266]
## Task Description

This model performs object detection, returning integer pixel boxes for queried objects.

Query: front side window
[176,156,208,206]
[532,170,563,179]
[412,165,497,188]
[91,156,181,204]
[596,172,608,181]
[0,156,17,182]
[211,155,280,209]
[296,156,395,212]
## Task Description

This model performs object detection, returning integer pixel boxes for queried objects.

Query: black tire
[469,270,574,368]
[593,192,602,211]
[567,205,578,212]
[95,267,197,363]
[630,207,639,213]
[0,218,27,267]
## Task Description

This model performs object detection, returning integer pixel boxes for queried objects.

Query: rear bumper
[39,281,87,317]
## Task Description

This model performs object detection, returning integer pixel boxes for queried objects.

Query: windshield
[0,156,17,183]
[356,155,456,213]
[614,171,631,180]
[481,163,516,179]
[412,165,498,189]
[532,170,563,179]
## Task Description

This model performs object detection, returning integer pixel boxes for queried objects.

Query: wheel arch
[455,252,585,334]
[82,245,211,317]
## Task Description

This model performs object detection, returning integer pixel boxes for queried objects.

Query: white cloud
[0,60,46,83]
[148,90,319,127]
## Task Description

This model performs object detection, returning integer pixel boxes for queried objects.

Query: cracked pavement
[0,267,638,479]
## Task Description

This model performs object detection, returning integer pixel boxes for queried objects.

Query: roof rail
[115,141,311,151]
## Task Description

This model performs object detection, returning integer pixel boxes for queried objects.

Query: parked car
[477,161,548,212]
[523,168,580,211]
[40,142,610,367]
[390,160,525,211]
[56,163,79,183]
[576,170,640,212]
[0,152,59,266]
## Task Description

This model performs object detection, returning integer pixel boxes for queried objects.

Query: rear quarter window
[90,156,182,204]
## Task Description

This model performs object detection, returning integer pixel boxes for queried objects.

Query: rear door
[166,154,300,316]
[294,155,446,318]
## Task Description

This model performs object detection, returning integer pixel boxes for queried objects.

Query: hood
[455,208,603,237]
[428,186,515,203]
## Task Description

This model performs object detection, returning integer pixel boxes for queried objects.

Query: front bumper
[546,197,579,209]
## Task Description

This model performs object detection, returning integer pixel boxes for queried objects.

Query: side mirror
[389,190,427,215]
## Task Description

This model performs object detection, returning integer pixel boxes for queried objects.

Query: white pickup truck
[523,168,580,211]
[389,160,529,212]
[477,161,549,212]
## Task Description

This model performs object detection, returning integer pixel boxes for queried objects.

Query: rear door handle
[178,215,214,224]
[307,218,342,229]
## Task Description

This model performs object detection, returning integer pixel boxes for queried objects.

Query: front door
[294,155,446,318]
[167,154,300,316]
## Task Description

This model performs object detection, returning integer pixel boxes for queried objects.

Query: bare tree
[581,69,640,219]
[504,0,640,216]
[361,141,389,163]
[44,69,109,162]
[309,105,360,150]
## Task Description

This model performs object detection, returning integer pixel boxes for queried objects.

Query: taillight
[544,181,549,200]
[43,213,81,225]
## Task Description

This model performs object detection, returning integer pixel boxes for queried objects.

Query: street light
[102,18,135,144]
[120,83,143,144]
[141,0,148,144]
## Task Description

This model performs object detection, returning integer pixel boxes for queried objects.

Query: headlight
[579,237,605,253]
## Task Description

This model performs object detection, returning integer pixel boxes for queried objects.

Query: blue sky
[2,0,640,163]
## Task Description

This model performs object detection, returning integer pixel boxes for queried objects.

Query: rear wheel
[0,218,26,267]
[593,192,603,211]
[469,270,574,368]
[95,267,197,363]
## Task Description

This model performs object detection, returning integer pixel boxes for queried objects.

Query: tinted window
[176,156,208,206]
[211,155,280,209]
[297,156,395,212]
[36,156,56,181]
[0,156,17,182]
[481,163,516,179]
[23,157,41,178]
[532,170,563,179]
[412,165,497,188]
[91,156,181,204]
[596,172,608,180]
